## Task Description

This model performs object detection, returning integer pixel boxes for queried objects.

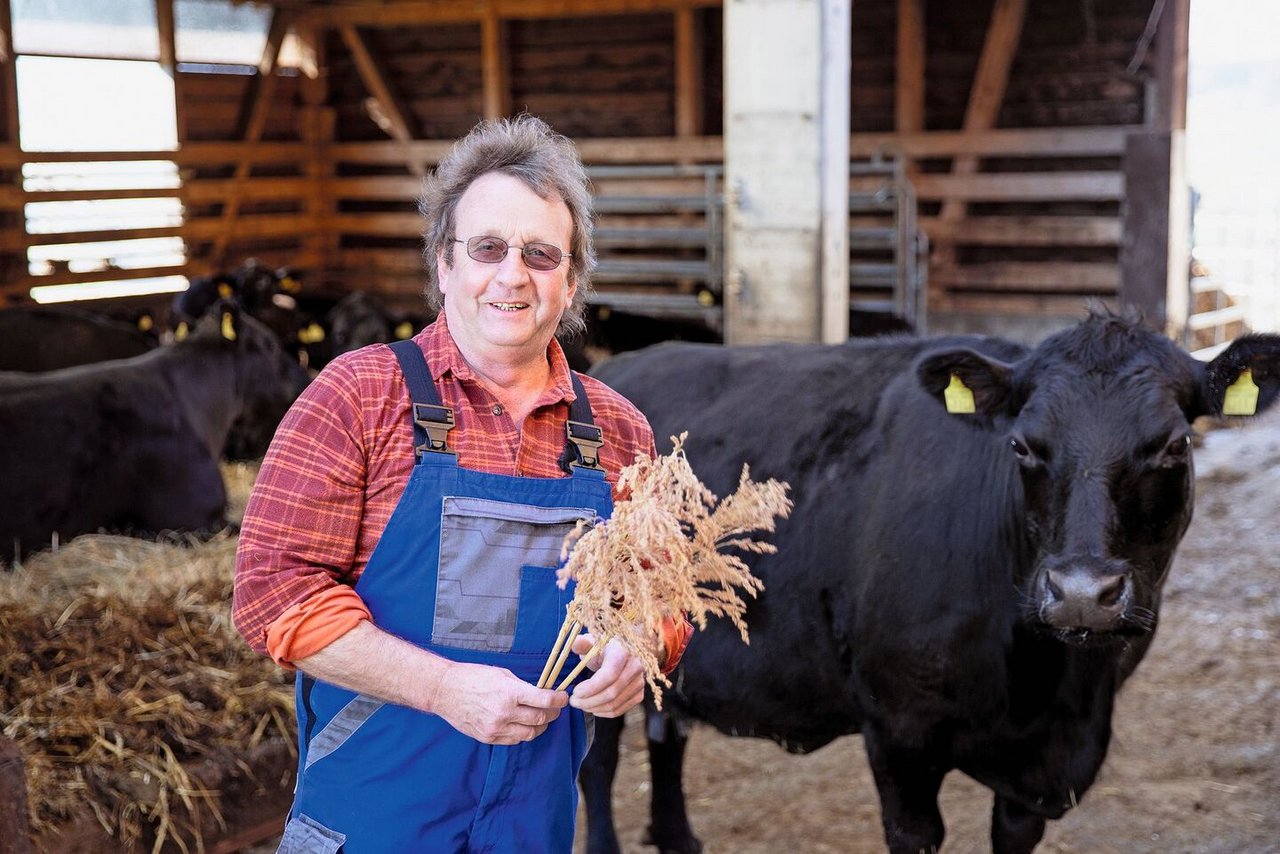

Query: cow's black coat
[581,312,1280,854]
[0,309,308,565]
[0,306,156,372]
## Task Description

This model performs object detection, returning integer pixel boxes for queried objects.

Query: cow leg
[991,796,1046,854]
[863,734,946,854]
[644,706,702,854]
[580,714,625,854]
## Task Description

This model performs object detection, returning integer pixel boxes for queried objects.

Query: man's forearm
[293,620,451,713]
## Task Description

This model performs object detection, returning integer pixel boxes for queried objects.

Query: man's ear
[916,348,1017,418]
[1199,333,1280,418]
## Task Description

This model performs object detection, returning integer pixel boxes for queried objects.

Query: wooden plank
[849,126,1134,158]
[930,261,1119,291]
[937,291,1111,316]
[1186,305,1246,331]
[1,186,182,205]
[323,212,421,236]
[328,136,724,166]
[917,215,1121,246]
[296,19,337,271]
[481,9,511,120]
[912,171,1123,202]
[307,0,721,28]
[894,0,925,133]
[24,263,191,289]
[0,143,311,167]
[183,176,312,202]
[674,7,704,138]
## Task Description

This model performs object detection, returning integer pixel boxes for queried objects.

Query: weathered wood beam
[306,0,720,28]
[340,25,421,147]
[912,171,1123,203]
[917,215,1121,247]
[0,0,18,146]
[24,263,191,290]
[209,9,289,271]
[674,7,704,138]
[938,0,1027,224]
[1154,0,1189,132]
[894,0,925,133]
[481,9,511,120]
[155,0,184,144]
[296,20,338,271]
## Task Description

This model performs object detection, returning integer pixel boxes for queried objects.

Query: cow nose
[1039,565,1129,631]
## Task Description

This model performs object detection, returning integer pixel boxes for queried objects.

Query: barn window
[12,4,187,303]
[175,0,303,71]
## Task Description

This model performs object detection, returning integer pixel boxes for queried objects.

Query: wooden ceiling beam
[481,8,511,120]
[674,7,704,138]
[340,25,420,143]
[0,0,19,146]
[305,0,720,28]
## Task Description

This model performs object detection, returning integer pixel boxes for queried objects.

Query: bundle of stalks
[0,531,294,854]
[538,434,792,707]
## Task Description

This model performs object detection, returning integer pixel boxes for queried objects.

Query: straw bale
[0,528,293,853]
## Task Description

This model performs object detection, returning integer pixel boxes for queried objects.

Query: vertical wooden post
[674,7,704,139]
[894,0,924,135]
[481,6,510,121]
[0,0,24,297]
[155,0,184,144]
[296,18,336,275]
[1154,0,1189,134]
[1120,132,1186,335]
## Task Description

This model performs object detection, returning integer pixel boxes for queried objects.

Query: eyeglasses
[453,236,571,272]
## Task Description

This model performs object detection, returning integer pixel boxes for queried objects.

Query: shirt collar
[420,311,577,405]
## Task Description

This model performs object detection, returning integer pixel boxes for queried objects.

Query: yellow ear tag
[394,321,414,339]
[944,373,976,414]
[281,276,301,294]
[221,312,237,342]
[137,314,153,332]
[217,282,234,299]
[175,321,189,341]
[298,322,325,344]
[1222,368,1259,416]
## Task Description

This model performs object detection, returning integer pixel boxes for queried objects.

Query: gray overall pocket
[434,496,594,652]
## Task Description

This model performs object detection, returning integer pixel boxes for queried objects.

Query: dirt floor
[575,408,1280,854]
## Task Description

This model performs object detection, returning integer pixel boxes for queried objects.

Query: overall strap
[389,339,455,458]
[560,371,605,475]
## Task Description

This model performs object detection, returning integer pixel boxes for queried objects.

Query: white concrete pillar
[723,0,851,345]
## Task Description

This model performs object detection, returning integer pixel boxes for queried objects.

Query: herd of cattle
[3,263,1278,854]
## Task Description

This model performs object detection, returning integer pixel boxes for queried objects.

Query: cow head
[215,305,311,460]
[916,313,1280,644]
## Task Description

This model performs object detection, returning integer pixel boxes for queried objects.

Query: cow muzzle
[1034,555,1131,634]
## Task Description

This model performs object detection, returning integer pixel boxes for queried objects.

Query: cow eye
[1010,436,1035,464]
[1165,434,1191,458]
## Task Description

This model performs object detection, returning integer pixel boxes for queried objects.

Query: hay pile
[0,466,294,853]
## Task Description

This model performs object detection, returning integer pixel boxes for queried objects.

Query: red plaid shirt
[233,314,658,656]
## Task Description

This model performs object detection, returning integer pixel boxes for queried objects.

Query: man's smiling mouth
[491,302,528,312]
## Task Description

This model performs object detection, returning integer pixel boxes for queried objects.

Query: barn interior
[0,0,1226,353]
[10,2,1271,852]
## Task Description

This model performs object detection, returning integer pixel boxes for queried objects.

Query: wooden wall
[0,0,1187,332]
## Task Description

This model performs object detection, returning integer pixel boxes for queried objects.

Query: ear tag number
[221,312,237,342]
[1222,368,1259,416]
[944,373,976,414]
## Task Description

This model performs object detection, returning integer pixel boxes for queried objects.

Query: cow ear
[1199,333,1280,418]
[916,348,1016,417]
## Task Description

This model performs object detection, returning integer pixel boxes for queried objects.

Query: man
[234,115,690,852]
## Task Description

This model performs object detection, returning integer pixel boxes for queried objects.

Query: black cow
[581,311,1280,854]
[0,307,309,566]
[0,306,157,372]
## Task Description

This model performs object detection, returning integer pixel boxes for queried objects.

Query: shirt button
[492,404,504,416]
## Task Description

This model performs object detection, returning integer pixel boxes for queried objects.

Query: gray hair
[419,115,596,338]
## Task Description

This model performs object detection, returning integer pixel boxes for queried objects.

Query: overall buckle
[413,403,455,458]
[565,420,604,471]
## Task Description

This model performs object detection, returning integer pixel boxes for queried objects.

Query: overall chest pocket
[434,496,594,653]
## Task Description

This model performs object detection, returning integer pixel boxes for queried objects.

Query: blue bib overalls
[277,340,613,854]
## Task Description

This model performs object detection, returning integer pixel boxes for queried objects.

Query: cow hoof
[643,826,703,854]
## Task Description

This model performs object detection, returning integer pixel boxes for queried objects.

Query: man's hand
[433,662,568,744]
[565,634,645,717]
